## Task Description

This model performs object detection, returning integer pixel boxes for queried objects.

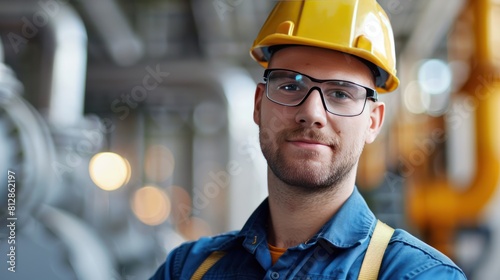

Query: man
[151,0,466,279]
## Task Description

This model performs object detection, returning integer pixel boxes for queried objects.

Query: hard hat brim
[250,35,399,93]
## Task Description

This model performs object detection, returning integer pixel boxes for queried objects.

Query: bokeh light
[418,59,452,95]
[131,185,171,226]
[403,80,429,114]
[144,144,175,183]
[176,216,212,241]
[89,152,131,191]
[168,185,192,225]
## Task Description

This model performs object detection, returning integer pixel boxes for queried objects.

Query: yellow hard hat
[250,0,399,93]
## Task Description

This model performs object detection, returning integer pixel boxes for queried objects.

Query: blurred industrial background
[0,0,499,279]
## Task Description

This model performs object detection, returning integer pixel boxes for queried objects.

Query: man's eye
[328,90,354,100]
[279,83,302,91]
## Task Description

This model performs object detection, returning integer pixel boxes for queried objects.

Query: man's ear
[365,101,385,144]
[253,83,265,125]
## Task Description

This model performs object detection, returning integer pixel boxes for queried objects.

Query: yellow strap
[358,220,395,280]
[190,251,226,280]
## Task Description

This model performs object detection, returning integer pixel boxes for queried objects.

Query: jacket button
[271,271,280,279]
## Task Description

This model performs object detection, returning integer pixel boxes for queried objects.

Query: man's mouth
[287,138,333,150]
[280,128,337,150]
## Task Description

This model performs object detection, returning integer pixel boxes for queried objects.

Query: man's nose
[295,89,327,127]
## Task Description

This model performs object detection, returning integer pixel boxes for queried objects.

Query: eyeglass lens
[266,69,370,116]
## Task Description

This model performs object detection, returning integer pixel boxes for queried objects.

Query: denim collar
[216,187,376,252]
[315,187,376,248]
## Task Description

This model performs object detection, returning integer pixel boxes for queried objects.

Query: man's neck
[266,171,355,248]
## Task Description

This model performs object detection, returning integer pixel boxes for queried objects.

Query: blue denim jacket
[150,188,466,279]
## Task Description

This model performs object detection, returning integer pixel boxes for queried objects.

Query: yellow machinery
[405,0,500,256]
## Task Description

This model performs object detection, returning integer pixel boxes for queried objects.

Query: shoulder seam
[403,261,466,279]
[389,234,447,264]
[387,234,465,277]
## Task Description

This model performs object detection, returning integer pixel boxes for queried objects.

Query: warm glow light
[132,185,171,226]
[89,152,131,191]
[177,217,212,241]
[168,185,192,224]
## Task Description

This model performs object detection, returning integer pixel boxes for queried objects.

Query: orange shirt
[268,243,287,265]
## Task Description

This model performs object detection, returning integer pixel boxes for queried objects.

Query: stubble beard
[259,126,363,194]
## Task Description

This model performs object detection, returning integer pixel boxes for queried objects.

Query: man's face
[253,46,385,193]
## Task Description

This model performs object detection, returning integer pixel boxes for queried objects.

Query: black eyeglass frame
[263,68,379,117]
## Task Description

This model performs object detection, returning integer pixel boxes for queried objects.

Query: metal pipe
[79,0,144,66]
[47,2,87,127]
[406,0,500,256]
[0,0,87,127]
